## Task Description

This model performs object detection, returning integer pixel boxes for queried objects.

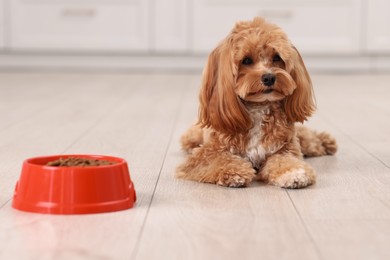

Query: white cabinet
[0,0,389,71]
[0,0,4,48]
[152,0,189,52]
[9,0,149,52]
[367,0,390,53]
[192,0,362,55]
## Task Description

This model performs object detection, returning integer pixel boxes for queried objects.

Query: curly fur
[176,17,337,189]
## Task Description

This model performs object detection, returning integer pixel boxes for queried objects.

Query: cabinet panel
[152,0,189,52]
[192,0,361,55]
[367,0,390,53]
[9,0,149,52]
[0,0,4,48]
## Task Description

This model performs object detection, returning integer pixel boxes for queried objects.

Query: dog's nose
[262,73,276,87]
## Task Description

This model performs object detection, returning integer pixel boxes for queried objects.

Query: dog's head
[199,17,315,134]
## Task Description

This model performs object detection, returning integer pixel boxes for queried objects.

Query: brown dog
[176,17,337,189]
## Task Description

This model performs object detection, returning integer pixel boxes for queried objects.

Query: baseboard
[0,52,389,73]
[0,53,207,72]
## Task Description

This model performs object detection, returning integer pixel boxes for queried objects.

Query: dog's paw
[273,168,315,189]
[217,169,256,188]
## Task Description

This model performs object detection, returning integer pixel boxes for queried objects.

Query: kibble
[46,157,115,167]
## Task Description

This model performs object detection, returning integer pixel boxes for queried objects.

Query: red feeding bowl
[12,154,136,214]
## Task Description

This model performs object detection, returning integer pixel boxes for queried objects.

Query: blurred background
[0,0,389,72]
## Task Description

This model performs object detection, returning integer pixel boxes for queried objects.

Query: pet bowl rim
[24,154,127,169]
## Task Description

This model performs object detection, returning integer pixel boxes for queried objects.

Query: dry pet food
[46,157,115,167]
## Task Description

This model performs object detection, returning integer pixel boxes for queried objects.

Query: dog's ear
[198,38,251,134]
[283,46,316,123]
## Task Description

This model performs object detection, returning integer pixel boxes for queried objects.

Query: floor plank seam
[342,134,390,169]
[0,198,12,210]
[0,86,70,133]
[0,103,52,134]
[59,88,131,154]
[286,190,324,260]
[318,113,390,169]
[130,86,187,260]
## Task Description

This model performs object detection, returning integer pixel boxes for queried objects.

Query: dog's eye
[272,54,282,62]
[242,57,253,65]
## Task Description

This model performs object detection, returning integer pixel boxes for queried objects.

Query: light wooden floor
[0,72,389,260]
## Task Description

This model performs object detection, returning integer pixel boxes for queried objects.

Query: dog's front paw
[217,169,256,188]
[273,168,315,189]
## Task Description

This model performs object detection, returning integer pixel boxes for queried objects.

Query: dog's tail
[180,124,205,153]
[296,125,338,157]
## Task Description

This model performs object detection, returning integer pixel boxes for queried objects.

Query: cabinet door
[192,0,361,55]
[0,0,4,48]
[152,0,189,52]
[9,0,149,52]
[367,0,390,53]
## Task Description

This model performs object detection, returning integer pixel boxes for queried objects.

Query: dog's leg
[176,146,256,187]
[258,153,316,189]
[180,124,204,153]
[296,125,337,157]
